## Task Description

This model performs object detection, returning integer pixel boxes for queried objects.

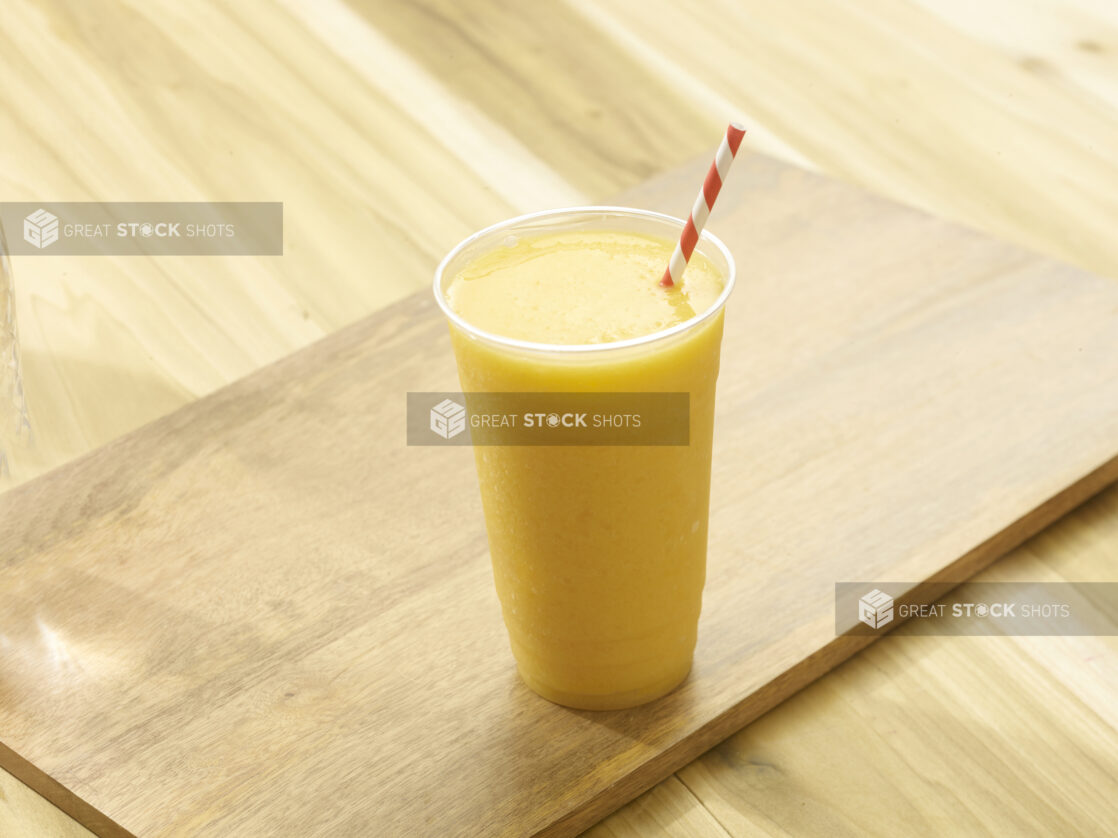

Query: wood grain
[0,743,131,838]
[582,0,1118,279]
[0,768,96,838]
[2,151,1118,837]
[0,0,523,487]
[667,496,1118,837]
[581,776,731,838]
[5,0,1118,494]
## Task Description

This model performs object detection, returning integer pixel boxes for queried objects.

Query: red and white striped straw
[660,121,746,287]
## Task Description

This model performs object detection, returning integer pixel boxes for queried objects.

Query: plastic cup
[434,207,735,710]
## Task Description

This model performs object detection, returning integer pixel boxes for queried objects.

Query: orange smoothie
[437,211,733,710]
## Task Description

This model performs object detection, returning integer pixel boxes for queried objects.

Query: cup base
[517,660,692,711]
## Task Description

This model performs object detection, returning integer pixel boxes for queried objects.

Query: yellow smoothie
[442,224,730,710]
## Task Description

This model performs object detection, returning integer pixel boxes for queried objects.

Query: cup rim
[432,205,736,354]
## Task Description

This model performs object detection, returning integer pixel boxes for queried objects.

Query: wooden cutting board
[3,153,1118,838]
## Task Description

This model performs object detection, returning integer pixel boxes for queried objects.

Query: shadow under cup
[434,207,736,710]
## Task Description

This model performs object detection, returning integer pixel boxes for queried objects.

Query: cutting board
[3,153,1118,838]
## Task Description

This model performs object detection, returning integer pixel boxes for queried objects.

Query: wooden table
[1,1,1116,834]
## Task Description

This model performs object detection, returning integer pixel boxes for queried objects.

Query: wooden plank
[3,151,1118,837]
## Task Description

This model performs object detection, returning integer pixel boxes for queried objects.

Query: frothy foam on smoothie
[445,231,725,345]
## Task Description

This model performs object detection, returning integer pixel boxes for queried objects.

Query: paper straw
[660,122,746,287]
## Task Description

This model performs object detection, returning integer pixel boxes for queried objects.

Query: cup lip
[432,205,736,354]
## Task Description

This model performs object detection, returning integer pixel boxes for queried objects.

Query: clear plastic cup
[434,207,735,709]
